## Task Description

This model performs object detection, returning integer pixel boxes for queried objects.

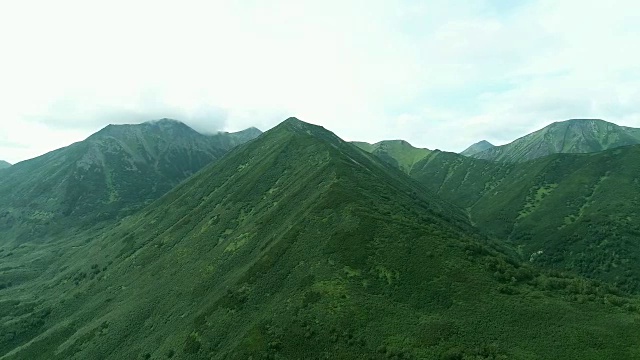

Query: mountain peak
[91,119,198,141]
[461,140,495,157]
[278,117,332,133]
[375,139,414,147]
[146,118,184,125]
[0,117,261,246]
[274,117,343,144]
[550,118,609,129]
[353,139,431,173]
[245,126,262,132]
[151,117,177,122]
[280,116,311,130]
[235,126,263,137]
[0,160,11,169]
[563,118,605,123]
[471,119,640,162]
[144,118,193,131]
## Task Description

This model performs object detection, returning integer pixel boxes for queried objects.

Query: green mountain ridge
[460,140,494,157]
[0,119,261,245]
[2,118,639,359]
[353,140,431,173]
[470,119,640,162]
[0,161,10,170]
[410,145,640,292]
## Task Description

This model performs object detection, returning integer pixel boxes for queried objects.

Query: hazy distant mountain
[3,118,639,359]
[460,140,494,156]
[204,126,263,150]
[0,160,10,169]
[353,139,430,173]
[0,118,261,244]
[471,119,640,162]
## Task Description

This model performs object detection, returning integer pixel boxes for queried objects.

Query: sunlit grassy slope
[353,140,431,173]
[2,118,639,360]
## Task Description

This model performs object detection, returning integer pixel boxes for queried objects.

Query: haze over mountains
[1,117,640,359]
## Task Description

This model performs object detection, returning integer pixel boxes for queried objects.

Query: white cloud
[0,0,639,162]
[386,0,640,150]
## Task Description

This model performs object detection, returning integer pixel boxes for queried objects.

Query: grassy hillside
[471,119,640,162]
[0,119,260,246]
[411,146,640,293]
[353,140,431,173]
[2,118,639,360]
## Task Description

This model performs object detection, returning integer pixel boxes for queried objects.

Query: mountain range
[410,146,640,292]
[354,119,640,292]
[0,119,261,246]
[466,119,640,162]
[0,161,10,170]
[1,117,639,359]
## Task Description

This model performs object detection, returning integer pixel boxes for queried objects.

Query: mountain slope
[411,146,640,292]
[353,140,431,173]
[471,119,640,162]
[461,140,494,156]
[0,161,10,170]
[2,118,639,360]
[0,119,261,245]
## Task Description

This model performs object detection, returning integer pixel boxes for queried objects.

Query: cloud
[0,0,639,162]
[379,0,640,150]
[24,92,230,134]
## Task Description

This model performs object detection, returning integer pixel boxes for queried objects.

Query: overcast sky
[1,0,640,164]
